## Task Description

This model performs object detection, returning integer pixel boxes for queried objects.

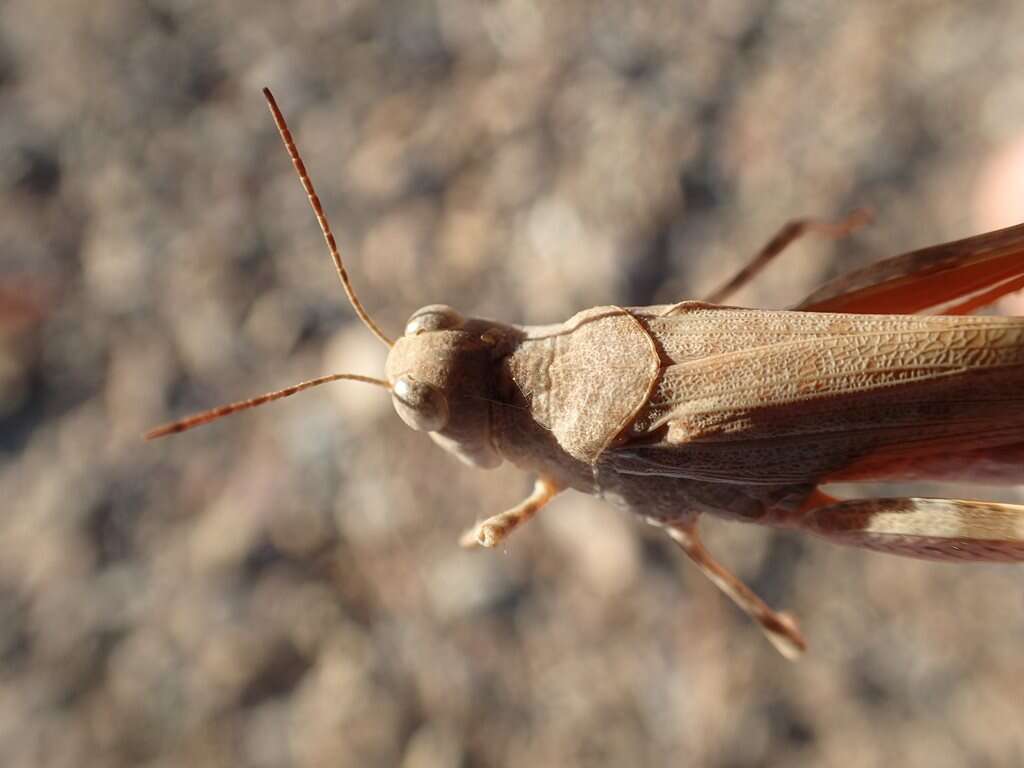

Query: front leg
[649,516,807,659]
[460,476,562,548]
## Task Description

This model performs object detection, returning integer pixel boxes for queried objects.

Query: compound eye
[404,305,464,336]
[391,375,450,432]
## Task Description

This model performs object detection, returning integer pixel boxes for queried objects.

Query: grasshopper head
[385,304,504,469]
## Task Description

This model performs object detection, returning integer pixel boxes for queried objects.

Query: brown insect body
[393,301,1024,518]
[381,298,1024,656]
[149,89,1024,659]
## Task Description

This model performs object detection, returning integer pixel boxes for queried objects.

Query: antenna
[145,373,390,439]
[262,87,394,347]
[145,89,398,441]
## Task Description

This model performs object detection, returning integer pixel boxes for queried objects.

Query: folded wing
[795,221,1024,315]
[614,310,1024,486]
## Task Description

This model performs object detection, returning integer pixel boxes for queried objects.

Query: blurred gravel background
[5,1,1024,766]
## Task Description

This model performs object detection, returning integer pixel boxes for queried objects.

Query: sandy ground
[4,1,1024,766]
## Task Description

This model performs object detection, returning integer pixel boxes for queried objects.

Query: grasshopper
[148,89,1024,658]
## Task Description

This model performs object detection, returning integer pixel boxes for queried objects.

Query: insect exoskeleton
[149,87,1024,660]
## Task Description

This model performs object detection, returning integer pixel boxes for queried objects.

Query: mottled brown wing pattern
[614,307,1024,486]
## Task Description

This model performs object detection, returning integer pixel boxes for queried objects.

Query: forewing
[614,312,1024,486]
[795,221,1024,315]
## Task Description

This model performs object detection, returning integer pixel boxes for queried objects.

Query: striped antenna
[263,87,394,347]
[145,373,391,439]
[145,90,397,442]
